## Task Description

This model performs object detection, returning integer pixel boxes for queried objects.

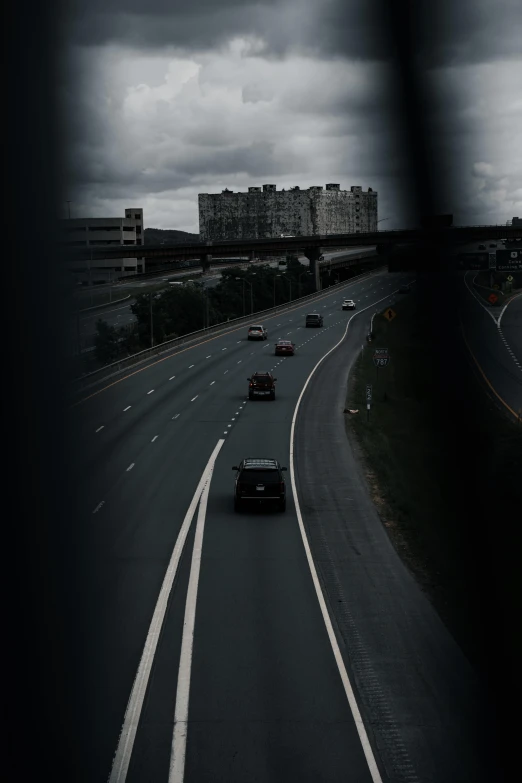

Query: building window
[136,225,142,234]
[123,239,136,245]
[134,214,141,219]
[123,226,135,232]
[124,266,135,271]
[136,239,142,245]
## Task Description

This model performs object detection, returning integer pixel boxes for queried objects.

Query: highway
[75,248,374,350]
[461,272,522,419]
[67,268,485,783]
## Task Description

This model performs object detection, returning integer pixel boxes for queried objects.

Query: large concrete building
[61,207,145,283]
[198,183,378,241]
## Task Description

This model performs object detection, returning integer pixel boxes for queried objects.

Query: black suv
[248,372,276,400]
[233,458,287,511]
[305,313,323,327]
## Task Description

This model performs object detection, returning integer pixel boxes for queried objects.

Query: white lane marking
[231,418,236,421]
[151,436,158,443]
[209,381,215,386]
[92,500,105,514]
[173,414,180,420]
[224,370,229,374]
[222,347,227,351]
[237,340,241,343]
[227,424,232,428]
[223,431,228,435]
[498,291,522,327]
[108,440,225,783]
[190,396,198,402]
[276,323,281,326]
[123,406,131,412]
[95,425,104,433]
[126,463,135,472]
[147,389,154,395]
[237,360,242,364]
[463,272,497,324]
[169,471,215,782]
[169,376,176,381]
[206,355,211,359]
[189,364,195,368]
[239,406,243,409]
[287,292,408,783]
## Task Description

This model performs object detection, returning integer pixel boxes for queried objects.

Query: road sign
[366,384,372,403]
[488,292,498,304]
[507,275,514,282]
[458,252,489,270]
[496,249,522,272]
[373,348,390,367]
[384,308,396,322]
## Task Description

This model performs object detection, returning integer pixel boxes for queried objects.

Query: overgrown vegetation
[345,289,522,668]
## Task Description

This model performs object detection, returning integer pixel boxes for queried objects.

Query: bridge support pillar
[202,254,212,273]
[303,247,322,291]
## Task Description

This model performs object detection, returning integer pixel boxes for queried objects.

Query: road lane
[460,273,522,417]
[70,269,410,781]
[499,293,522,366]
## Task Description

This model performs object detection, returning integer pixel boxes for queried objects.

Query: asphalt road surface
[67,269,486,782]
[461,272,522,418]
[75,249,374,349]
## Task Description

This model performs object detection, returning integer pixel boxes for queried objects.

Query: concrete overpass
[66,224,521,290]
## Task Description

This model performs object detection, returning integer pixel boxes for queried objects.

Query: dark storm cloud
[65,0,521,65]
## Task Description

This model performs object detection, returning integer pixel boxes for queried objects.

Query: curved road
[67,269,484,782]
[461,273,522,418]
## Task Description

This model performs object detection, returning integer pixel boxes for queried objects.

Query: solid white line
[169,472,215,782]
[173,414,180,420]
[123,406,131,412]
[190,396,198,402]
[147,389,154,395]
[95,425,104,433]
[126,463,135,472]
[169,376,176,381]
[287,291,406,783]
[210,381,215,386]
[92,501,105,514]
[108,440,225,783]
[498,290,522,327]
[151,436,158,442]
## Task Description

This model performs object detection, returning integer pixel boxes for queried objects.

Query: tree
[94,320,121,364]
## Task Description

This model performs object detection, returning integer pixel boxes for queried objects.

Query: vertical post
[76,311,81,356]
[242,280,245,317]
[149,292,153,348]
[250,285,253,315]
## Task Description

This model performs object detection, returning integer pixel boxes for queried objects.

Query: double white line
[108,440,225,783]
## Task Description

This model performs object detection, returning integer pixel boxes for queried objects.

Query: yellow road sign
[384,308,396,322]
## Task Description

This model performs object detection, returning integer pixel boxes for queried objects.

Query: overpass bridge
[66,224,521,289]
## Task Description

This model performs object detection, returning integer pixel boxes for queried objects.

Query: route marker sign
[488,292,498,304]
[366,384,372,403]
[384,308,396,322]
[373,348,390,367]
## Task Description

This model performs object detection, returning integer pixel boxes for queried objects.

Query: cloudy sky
[61,0,521,232]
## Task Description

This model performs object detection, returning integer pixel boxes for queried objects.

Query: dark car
[305,313,323,327]
[275,339,295,356]
[247,372,276,400]
[233,458,287,511]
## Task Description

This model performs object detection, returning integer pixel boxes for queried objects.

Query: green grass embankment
[344,291,522,665]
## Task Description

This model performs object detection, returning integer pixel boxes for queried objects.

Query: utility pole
[149,292,153,348]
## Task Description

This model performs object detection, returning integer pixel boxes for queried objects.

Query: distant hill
[144,228,200,245]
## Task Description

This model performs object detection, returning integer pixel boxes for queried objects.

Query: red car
[275,339,295,356]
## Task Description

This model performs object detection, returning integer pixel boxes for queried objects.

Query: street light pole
[149,292,153,348]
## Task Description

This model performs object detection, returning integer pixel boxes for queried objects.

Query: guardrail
[78,294,131,314]
[70,259,384,395]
